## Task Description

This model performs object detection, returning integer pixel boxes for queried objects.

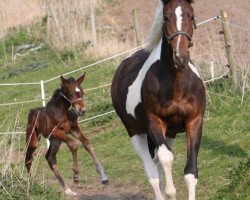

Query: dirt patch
[66,179,153,200]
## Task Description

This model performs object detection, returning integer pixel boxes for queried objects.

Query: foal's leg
[50,129,80,184]
[25,127,39,175]
[184,117,203,200]
[46,138,76,196]
[149,115,176,200]
[71,126,108,184]
[131,134,164,200]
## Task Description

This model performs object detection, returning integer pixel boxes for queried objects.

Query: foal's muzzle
[77,108,86,116]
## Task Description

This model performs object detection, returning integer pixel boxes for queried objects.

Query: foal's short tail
[25,109,40,175]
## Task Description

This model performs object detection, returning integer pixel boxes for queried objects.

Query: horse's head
[60,73,86,116]
[162,0,196,68]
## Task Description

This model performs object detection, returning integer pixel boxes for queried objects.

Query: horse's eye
[191,16,195,20]
[164,16,169,22]
[68,94,73,98]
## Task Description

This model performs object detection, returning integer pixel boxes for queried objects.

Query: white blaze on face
[126,40,162,118]
[175,6,183,57]
[75,87,80,92]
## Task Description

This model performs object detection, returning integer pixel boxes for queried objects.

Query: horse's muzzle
[77,109,86,116]
[173,53,190,68]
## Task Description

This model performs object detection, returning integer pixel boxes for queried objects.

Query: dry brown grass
[45,0,97,49]
[0,0,248,89]
[0,0,44,38]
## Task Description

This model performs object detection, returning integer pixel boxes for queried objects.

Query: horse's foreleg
[184,117,203,200]
[46,138,76,196]
[149,115,176,200]
[71,127,108,185]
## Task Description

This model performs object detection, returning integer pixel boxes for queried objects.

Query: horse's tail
[26,109,39,144]
[25,109,40,174]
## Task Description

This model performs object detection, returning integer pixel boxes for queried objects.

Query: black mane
[46,77,77,107]
[47,88,64,107]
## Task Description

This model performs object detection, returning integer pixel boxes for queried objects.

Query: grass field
[0,26,249,200]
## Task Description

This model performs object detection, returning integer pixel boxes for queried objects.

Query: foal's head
[60,73,86,116]
[162,0,196,68]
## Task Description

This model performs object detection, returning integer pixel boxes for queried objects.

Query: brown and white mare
[25,74,108,196]
[111,0,205,199]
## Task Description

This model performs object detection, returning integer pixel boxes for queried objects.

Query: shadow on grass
[201,135,247,158]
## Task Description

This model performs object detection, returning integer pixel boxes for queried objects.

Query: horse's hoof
[101,179,109,185]
[73,177,80,183]
[65,188,77,196]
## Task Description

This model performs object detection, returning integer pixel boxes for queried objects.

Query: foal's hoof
[101,179,109,185]
[65,188,77,196]
[73,176,80,183]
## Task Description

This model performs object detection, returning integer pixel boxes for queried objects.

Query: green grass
[0,27,249,200]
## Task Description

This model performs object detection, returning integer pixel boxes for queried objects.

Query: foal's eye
[164,16,169,22]
[191,16,195,20]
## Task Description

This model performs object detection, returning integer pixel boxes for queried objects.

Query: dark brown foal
[25,74,108,196]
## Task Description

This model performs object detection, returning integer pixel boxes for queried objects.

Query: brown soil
[68,180,153,200]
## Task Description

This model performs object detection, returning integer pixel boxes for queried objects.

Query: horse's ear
[77,72,86,85]
[60,75,68,85]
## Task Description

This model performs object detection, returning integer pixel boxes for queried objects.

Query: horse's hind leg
[46,138,76,196]
[132,134,164,200]
[71,126,109,184]
[25,122,39,175]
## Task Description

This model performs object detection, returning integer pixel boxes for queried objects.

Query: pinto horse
[111,0,205,199]
[25,74,108,196]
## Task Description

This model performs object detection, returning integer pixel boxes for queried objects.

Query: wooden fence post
[90,4,97,47]
[220,9,237,91]
[132,9,142,46]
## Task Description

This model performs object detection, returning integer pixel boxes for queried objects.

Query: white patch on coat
[157,144,176,199]
[184,174,198,200]
[188,62,201,78]
[126,40,162,118]
[131,134,164,200]
[75,87,80,92]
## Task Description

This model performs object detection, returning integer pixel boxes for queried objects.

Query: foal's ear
[161,0,171,4]
[77,72,86,85]
[60,75,68,85]
[162,0,194,4]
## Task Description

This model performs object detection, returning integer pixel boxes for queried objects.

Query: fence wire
[0,15,238,136]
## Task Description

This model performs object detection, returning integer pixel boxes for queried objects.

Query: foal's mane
[49,77,77,105]
[145,2,164,52]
